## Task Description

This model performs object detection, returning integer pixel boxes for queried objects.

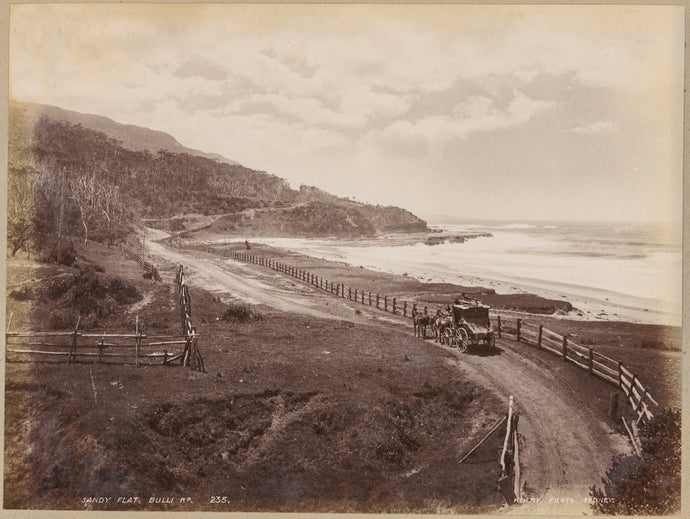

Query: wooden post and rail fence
[493,315,658,427]
[5,261,204,371]
[175,264,205,372]
[458,395,520,502]
[173,241,658,426]
[121,241,161,280]
[5,314,188,366]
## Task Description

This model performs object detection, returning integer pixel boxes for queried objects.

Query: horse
[433,309,454,344]
[412,307,433,338]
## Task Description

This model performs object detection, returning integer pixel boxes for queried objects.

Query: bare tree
[99,182,125,230]
[70,171,101,245]
[7,166,35,257]
[70,169,126,246]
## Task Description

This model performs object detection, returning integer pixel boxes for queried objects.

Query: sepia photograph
[3,2,684,516]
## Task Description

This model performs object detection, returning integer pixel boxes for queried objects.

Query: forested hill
[12,100,239,165]
[8,100,427,243]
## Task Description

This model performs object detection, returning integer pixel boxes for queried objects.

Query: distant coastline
[199,219,681,327]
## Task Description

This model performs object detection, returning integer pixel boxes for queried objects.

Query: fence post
[500,395,514,477]
[361,291,365,304]
[68,316,81,364]
[497,315,502,338]
[516,319,521,342]
[562,335,568,360]
[354,289,358,301]
[403,301,408,317]
[588,348,593,375]
[376,294,380,309]
[98,335,104,363]
[384,296,388,312]
[537,325,543,348]
[513,414,521,500]
[135,316,141,367]
[369,292,372,306]
[393,298,397,314]
[348,287,352,300]
[635,390,647,425]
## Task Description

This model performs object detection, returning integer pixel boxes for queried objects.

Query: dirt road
[147,240,359,322]
[147,240,629,515]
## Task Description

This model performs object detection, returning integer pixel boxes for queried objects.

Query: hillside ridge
[11,100,239,165]
[8,100,428,242]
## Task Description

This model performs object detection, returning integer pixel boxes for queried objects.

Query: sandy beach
[194,230,681,327]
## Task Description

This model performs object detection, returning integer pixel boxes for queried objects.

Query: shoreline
[189,231,679,327]
[431,270,678,326]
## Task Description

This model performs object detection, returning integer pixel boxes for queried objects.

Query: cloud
[570,121,619,134]
[174,57,228,80]
[379,90,555,149]
[224,93,368,130]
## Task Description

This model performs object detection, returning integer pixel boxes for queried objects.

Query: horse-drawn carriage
[439,302,496,352]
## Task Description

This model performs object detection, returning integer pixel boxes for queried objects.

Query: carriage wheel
[457,328,469,353]
[443,327,455,347]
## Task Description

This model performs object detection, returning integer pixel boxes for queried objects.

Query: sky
[9,3,685,226]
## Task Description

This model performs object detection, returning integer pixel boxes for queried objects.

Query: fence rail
[491,316,657,424]
[175,241,658,424]
[6,255,204,371]
[6,315,186,366]
[122,242,161,280]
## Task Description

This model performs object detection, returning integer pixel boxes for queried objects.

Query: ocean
[225,220,683,326]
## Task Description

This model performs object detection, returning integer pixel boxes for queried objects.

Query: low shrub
[107,276,142,305]
[41,268,141,323]
[48,309,78,330]
[37,241,77,266]
[640,338,666,350]
[220,303,263,323]
[590,407,681,514]
[9,286,33,301]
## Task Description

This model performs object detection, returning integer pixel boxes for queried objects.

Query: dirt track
[147,240,630,515]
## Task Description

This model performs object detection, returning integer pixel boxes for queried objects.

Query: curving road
[147,239,629,515]
[445,343,629,515]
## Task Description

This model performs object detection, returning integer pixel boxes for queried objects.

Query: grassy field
[4,242,509,512]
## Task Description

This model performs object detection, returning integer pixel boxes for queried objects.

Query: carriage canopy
[451,303,491,328]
